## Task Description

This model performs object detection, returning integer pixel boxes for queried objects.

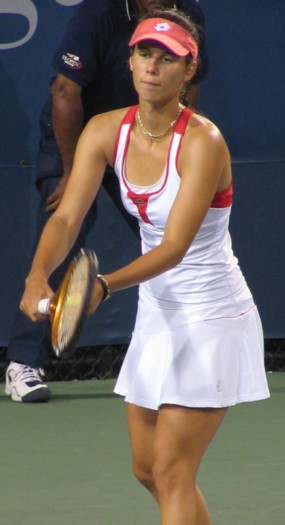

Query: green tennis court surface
[1,373,284,525]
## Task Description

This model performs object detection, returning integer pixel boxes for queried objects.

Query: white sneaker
[5,362,52,402]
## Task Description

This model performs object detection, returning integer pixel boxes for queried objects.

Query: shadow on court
[1,374,284,525]
[52,393,117,402]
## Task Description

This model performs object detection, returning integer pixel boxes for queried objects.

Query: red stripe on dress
[211,183,233,208]
[112,105,139,165]
[174,108,193,174]
[127,192,153,224]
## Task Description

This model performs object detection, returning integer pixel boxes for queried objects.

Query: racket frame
[49,249,98,356]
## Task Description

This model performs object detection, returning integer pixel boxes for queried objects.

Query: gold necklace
[137,106,183,140]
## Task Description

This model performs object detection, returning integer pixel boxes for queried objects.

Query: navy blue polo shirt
[51,0,138,123]
[37,0,208,180]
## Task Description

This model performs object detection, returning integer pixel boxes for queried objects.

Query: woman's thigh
[127,403,158,470]
[127,403,226,475]
[153,405,227,481]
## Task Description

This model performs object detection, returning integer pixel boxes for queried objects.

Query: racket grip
[38,298,51,315]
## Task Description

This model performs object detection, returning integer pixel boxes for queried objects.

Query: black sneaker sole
[22,388,52,403]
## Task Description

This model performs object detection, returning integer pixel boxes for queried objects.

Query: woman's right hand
[19,277,54,322]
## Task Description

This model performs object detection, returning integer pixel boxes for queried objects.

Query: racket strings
[57,258,92,352]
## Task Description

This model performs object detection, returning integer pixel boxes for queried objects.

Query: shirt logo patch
[61,52,82,70]
[154,22,171,32]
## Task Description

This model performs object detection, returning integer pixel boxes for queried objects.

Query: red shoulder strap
[175,107,193,134]
[121,105,139,125]
[113,105,139,165]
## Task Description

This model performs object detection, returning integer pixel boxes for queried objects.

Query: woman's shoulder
[82,107,134,143]
[188,112,221,137]
[90,107,134,126]
[179,110,230,165]
[184,111,228,151]
[78,107,135,165]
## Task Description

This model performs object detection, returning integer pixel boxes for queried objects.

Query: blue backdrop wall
[0,0,284,346]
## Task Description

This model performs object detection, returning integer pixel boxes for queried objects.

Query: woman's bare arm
[20,111,122,318]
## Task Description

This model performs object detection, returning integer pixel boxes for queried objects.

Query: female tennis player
[20,8,270,524]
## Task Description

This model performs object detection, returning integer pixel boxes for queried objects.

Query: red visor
[129,18,198,59]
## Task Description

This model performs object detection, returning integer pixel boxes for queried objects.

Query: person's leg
[8,178,97,364]
[5,180,58,401]
[127,403,159,501]
[6,178,97,401]
[9,180,66,365]
[127,402,226,524]
[153,405,227,525]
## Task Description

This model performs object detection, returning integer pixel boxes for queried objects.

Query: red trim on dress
[114,106,232,222]
[112,105,138,166]
[120,107,190,224]
[211,184,233,208]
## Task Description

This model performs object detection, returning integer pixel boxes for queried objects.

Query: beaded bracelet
[97,274,111,302]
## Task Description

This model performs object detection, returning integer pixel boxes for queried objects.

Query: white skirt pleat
[114,298,270,410]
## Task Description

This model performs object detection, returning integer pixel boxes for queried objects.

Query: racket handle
[38,298,51,315]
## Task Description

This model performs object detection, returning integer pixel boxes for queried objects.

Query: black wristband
[97,274,111,302]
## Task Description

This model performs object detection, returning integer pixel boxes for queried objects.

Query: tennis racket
[38,248,98,357]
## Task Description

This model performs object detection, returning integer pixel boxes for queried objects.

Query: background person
[5,0,208,403]
[20,9,269,524]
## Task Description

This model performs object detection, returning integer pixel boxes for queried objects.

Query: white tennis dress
[113,106,270,409]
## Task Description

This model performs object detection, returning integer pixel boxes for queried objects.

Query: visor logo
[154,22,171,32]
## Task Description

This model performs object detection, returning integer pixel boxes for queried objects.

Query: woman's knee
[152,457,194,499]
[152,460,173,497]
[132,458,155,491]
